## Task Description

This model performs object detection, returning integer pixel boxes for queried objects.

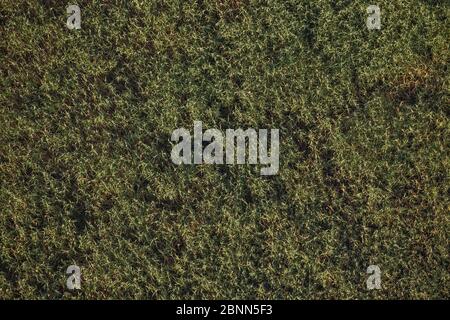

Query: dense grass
[0,0,448,299]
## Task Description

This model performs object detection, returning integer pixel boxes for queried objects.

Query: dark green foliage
[0,0,448,299]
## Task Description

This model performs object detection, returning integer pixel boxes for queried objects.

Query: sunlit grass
[0,0,448,299]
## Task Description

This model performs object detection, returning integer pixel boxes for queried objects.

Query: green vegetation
[0,0,448,299]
